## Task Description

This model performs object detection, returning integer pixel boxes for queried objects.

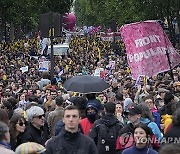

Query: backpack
[97,122,123,154]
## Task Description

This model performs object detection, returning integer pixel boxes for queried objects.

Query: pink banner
[120,21,180,79]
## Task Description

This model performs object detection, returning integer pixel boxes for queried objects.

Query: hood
[161,114,172,123]
[101,114,119,127]
[140,118,151,124]
[151,107,158,113]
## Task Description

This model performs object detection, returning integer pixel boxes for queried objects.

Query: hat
[173,82,180,87]
[104,102,116,114]
[158,88,169,94]
[128,105,141,115]
[15,142,46,154]
[86,99,101,112]
[123,98,133,112]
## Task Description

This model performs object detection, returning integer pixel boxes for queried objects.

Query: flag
[20,66,29,73]
[98,48,101,59]
[143,75,147,85]
[58,68,64,77]
[120,20,180,79]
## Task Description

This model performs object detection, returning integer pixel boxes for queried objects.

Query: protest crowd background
[0,26,180,154]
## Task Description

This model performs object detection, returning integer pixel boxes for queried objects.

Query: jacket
[47,107,64,136]
[161,114,172,134]
[122,146,158,154]
[163,125,180,144]
[37,78,51,90]
[0,143,15,154]
[46,129,98,154]
[116,123,134,151]
[140,118,162,140]
[80,118,94,135]
[152,111,161,129]
[10,133,23,151]
[21,122,49,146]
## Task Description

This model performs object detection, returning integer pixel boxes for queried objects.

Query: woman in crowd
[122,123,158,154]
[115,102,128,125]
[138,103,162,140]
[9,114,26,150]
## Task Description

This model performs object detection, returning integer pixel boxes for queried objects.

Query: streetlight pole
[177,0,180,48]
[40,12,62,82]
[49,12,55,82]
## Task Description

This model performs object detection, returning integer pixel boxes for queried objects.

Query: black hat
[128,105,141,115]
[104,102,116,114]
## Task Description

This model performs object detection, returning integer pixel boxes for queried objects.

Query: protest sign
[20,66,28,73]
[120,20,180,79]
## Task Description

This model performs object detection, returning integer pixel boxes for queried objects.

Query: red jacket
[80,118,94,135]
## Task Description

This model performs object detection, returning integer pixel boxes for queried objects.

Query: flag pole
[159,21,174,82]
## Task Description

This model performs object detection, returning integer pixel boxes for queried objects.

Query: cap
[128,105,141,115]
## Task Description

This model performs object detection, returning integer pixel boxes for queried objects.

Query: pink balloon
[63,13,76,30]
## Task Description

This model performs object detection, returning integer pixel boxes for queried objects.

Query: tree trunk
[10,23,15,41]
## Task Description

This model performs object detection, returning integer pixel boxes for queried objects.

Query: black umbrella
[63,75,109,94]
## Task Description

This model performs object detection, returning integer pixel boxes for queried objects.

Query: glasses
[17,122,26,126]
[33,114,45,119]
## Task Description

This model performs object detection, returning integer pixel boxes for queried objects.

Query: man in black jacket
[46,105,98,154]
[89,102,124,154]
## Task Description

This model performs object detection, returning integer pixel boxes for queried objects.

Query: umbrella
[63,75,109,94]
[15,142,46,154]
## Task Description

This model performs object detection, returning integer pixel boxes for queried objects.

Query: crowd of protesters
[0,32,179,154]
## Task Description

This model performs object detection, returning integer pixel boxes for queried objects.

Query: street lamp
[40,12,62,81]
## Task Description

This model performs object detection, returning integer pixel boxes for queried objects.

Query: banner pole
[159,21,174,82]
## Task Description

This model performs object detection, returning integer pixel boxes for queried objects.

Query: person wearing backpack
[89,102,124,154]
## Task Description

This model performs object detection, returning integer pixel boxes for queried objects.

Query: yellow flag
[126,67,131,73]
[98,48,101,59]
[3,75,7,80]
[143,75,147,85]
[73,92,77,96]
[69,60,72,65]
[65,65,69,70]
